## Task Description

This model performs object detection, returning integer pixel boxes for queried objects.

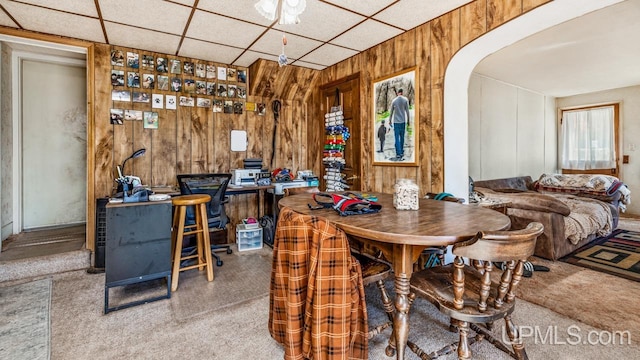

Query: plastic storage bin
[236,223,263,251]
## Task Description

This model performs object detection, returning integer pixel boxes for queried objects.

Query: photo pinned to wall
[166,95,177,110]
[372,67,418,166]
[227,84,237,98]
[237,69,247,83]
[110,109,124,125]
[143,111,159,129]
[124,109,143,121]
[257,103,266,116]
[206,82,216,95]
[223,100,233,113]
[111,90,131,102]
[183,79,196,93]
[156,57,168,73]
[170,77,182,92]
[217,83,227,97]
[111,49,124,66]
[170,59,181,74]
[217,66,227,81]
[206,64,216,79]
[141,55,154,70]
[195,80,207,95]
[183,61,194,75]
[237,85,246,99]
[111,70,124,86]
[196,97,211,108]
[142,74,155,89]
[212,99,223,113]
[233,101,243,114]
[152,94,163,109]
[157,75,169,91]
[127,52,139,68]
[179,96,194,107]
[127,72,140,88]
[227,68,237,82]
[195,63,206,78]
[245,102,256,112]
[132,91,150,103]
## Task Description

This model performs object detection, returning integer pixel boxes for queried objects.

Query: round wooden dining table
[278,192,511,359]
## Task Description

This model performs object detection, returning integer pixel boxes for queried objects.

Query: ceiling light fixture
[255,0,306,25]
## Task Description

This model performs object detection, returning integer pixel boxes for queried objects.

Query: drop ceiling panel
[99,0,191,35]
[2,2,104,43]
[375,0,472,30]
[186,10,267,48]
[323,0,396,16]
[179,38,244,64]
[166,0,195,6]
[196,0,275,27]
[330,19,402,51]
[16,0,99,17]
[250,29,322,58]
[298,43,358,67]
[0,10,17,28]
[233,50,267,68]
[274,0,365,42]
[104,22,181,55]
[291,60,326,70]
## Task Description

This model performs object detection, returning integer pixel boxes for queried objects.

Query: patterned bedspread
[551,194,613,245]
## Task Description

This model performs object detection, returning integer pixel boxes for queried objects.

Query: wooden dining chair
[408,222,544,360]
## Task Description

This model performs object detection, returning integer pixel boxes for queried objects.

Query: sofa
[473,174,629,261]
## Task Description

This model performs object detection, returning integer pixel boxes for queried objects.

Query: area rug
[561,229,640,282]
[0,278,51,360]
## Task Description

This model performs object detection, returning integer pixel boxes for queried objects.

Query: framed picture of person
[372,67,418,166]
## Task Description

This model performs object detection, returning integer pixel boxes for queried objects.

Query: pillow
[476,187,571,216]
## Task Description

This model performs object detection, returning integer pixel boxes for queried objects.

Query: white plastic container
[393,178,419,210]
[236,224,263,251]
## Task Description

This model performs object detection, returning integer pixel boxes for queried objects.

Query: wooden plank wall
[309,0,551,196]
[93,47,319,243]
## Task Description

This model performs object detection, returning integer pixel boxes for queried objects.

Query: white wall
[557,85,640,215]
[468,73,557,182]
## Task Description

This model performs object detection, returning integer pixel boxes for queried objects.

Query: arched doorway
[443,0,624,200]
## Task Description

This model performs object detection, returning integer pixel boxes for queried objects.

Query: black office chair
[177,173,233,266]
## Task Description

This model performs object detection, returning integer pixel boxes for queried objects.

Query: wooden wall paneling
[216,113,232,172]
[366,46,383,193]
[460,0,487,47]
[152,106,177,187]
[416,25,432,194]
[430,10,461,193]
[378,39,398,192]
[246,102,263,160]
[190,105,209,173]
[487,0,522,31]
[523,0,551,12]
[94,44,114,198]
[175,106,192,174]
[394,29,417,70]
[278,100,294,169]
[131,102,152,186]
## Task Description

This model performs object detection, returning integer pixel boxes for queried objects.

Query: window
[560,103,619,175]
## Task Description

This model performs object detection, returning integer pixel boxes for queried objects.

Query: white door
[21,59,86,229]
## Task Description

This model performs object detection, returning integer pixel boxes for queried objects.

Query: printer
[231,169,260,186]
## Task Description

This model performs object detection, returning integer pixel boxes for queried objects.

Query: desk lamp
[116,148,146,194]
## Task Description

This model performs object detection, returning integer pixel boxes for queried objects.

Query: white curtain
[561,106,616,170]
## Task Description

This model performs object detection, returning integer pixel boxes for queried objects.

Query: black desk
[104,200,172,313]
[225,184,275,218]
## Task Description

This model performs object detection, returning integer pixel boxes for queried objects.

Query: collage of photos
[109,47,251,126]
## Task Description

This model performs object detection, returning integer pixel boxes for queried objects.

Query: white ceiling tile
[375,0,472,30]
[289,60,326,70]
[330,19,402,51]
[178,38,244,64]
[274,0,364,41]
[197,0,275,26]
[323,0,395,16]
[104,22,181,55]
[99,0,191,35]
[186,10,267,48]
[0,10,18,28]
[12,0,98,17]
[298,43,358,66]
[166,0,195,6]
[1,2,104,43]
[250,30,322,58]
[233,50,266,68]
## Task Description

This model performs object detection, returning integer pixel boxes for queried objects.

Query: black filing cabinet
[104,200,172,313]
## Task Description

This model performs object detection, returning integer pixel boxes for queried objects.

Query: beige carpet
[13,244,632,359]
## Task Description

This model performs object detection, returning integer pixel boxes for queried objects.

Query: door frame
[4,36,87,234]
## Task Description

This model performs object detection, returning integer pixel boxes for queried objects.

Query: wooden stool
[171,194,214,291]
